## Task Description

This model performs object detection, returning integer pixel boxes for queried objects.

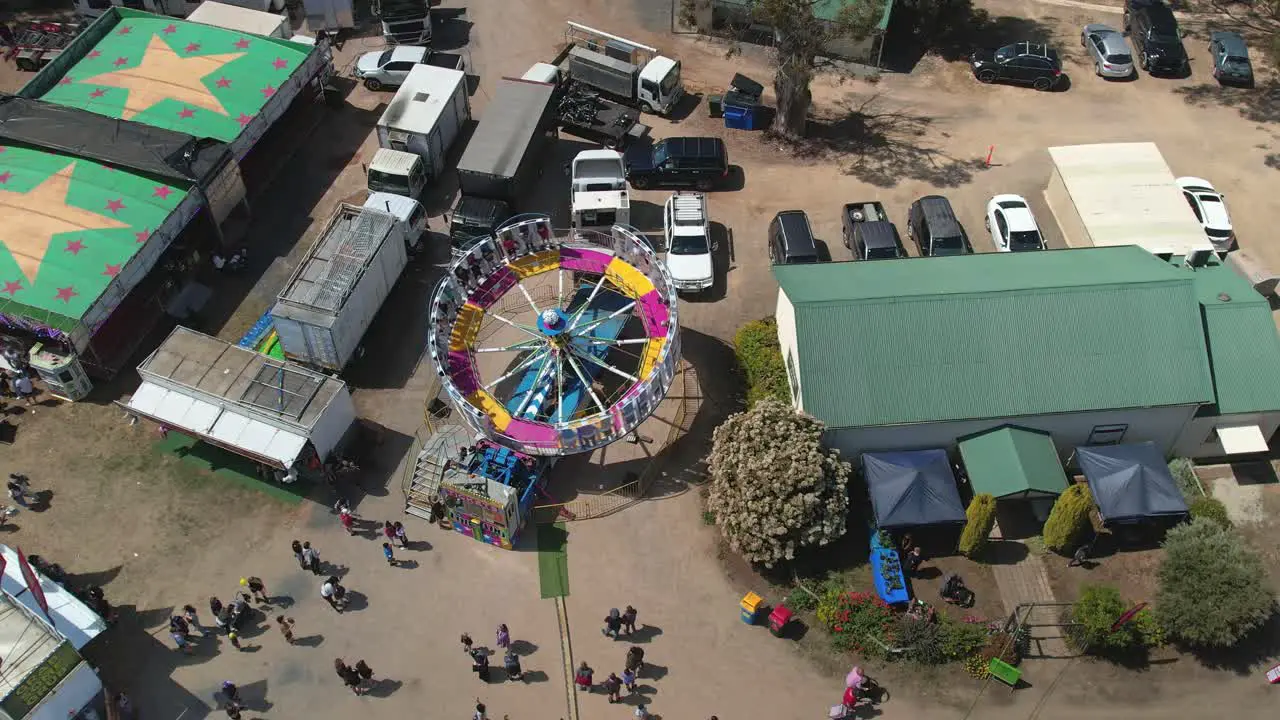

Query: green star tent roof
[36,13,309,142]
[773,246,1217,429]
[0,143,186,328]
[958,426,1070,499]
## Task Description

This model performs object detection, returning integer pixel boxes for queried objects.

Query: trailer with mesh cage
[271,203,411,373]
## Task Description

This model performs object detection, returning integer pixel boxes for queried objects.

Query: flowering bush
[817,590,894,657]
[707,399,850,567]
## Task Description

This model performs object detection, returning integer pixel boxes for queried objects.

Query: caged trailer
[7,21,80,72]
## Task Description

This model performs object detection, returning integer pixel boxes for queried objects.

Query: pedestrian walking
[471,649,490,682]
[621,667,636,692]
[321,577,344,612]
[503,650,523,681]
[240,576,268,603]
[906,546,923,576]
[602,608,622,639]
[393,521,408,548]
[13,374,35,406]
[221,681,241,707]
[291,540,305,569]
[473,699,488,720]
[574,661,593,691]
[624,646,644,675]
[431,499,448,528]
[210,596,228,635]
[302,541,321,575]
[383,520,397,544]
[495,623,510,650]
[228,630,243,650]
[634,704,649,719]
[383,542,397,566]
[604,672,622,703]
[170,630,193,654]
[461,632,474,653]
[621,605,638,635]
[355,659,374,688]
[335,659,364,695]
[276,615,295,643]
[6,478,26,508]
[340,507,357,535]
[1068,541,1093,568]
[183,604,211,638]
[169,614,190,637]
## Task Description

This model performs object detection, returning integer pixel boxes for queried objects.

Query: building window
[784,351,799,404]
[1087,424,1127,445]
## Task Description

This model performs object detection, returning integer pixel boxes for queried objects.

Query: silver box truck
[272,204,410,373]
[376,64,470,180]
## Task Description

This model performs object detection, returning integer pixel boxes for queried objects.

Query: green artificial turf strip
[155,432,307,505]
[537,522,570,599]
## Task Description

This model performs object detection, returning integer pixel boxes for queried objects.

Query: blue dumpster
[724,104,753,130]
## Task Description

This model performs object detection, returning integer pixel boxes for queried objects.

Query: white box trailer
[272,204,411,373]
[126,327,356,469]
[377,64,470,180]
[187,1,292,38]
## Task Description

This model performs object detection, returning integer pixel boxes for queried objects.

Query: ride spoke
[514,352,555,418]
[515,280,541,316]
[580,337,650,346]
[557,269,565,307]
[488,311,543,340]
[555,355,564,424]
[484,347,548,391]
[568,344,639,383]
[566,274,609,330]
[570,301,636,336]
[476,339,545,354]
[563,352,608,415]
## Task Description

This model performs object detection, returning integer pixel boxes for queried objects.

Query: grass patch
[536,523,571,599]
[154,432,308,505]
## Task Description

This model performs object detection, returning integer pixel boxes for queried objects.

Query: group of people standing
[462,623,525,683]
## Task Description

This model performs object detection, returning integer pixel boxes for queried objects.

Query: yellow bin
[740,591,765,625]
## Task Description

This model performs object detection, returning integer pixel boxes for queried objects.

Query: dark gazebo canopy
[863,449,965,530]
[1076,442,1189,523]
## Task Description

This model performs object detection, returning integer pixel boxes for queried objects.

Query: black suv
[626,137,729,191]
[768,211,820,265]
[970,42,1063,90]
[1124,0,1189,76]
[907,196,970,257]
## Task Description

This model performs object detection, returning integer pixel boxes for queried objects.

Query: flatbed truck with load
[523,62,647,149]
[556,21,684,116]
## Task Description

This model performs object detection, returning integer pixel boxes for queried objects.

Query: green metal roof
[958,426,1069,498]
[38,12,309,142]
[0,143,187,328]
[775,247,1216,428]
[1189,260,1280,415]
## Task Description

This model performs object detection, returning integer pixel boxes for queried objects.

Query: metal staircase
[404,425,472,520]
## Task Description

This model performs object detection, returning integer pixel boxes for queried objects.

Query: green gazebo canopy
[958,426,1069,499]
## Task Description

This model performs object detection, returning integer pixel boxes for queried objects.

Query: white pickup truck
[663,191,716,293]
[570,149,630,234]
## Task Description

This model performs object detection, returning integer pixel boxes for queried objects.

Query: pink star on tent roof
[1,281,21,296]
[55,286,78,303]
[0,172,10,185]
[117,26,132,35]
[103,263,121,278]
[64,239,86,255]
[272,57,288,70]
[216,76,231,88]
[105,199,125,214]
[89,88,106,99]
[59,76,72,86]
[178,107,195,119]
[88,50,101,59]
[153,186,173,200]
[236,113,253,127]
[134,228,150,244]
[113,56,128,67]
[162,24,178,34]
[234,38,251,50]
[185,42,201,53]
[261,84,277,98]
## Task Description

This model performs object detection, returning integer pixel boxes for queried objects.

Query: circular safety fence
[427,216,680,456]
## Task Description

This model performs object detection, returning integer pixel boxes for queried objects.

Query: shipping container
[455,78,557,205]
[567,46,638,100]
[272,205,410,372]
[187,1,292,38]
[376,64,470,180]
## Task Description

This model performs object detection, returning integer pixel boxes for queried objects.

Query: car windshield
[994,46,1014,61]
[1009,231,1043,251]
[1206,228,1233,239]
[377,50,393,67]
[934,235,963,251]
[652,143,669,165]
[670,233,709,255]
[660,63,681,95]
[1223,56,1250,68]
[1105,53,1132,64]
[866,246,900,260]
[368,169,410,196]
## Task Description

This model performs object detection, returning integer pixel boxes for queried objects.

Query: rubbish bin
[740,591,765,625]
[708,94,724,118]
[724,104,751,130]
[768,605,794,637]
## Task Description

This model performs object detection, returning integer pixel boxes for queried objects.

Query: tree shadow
[1184,612,1280,675]
[797,94,986,188]
[882,0,1058,72]
[980,540,1030,565]
[1173,79,1280,124]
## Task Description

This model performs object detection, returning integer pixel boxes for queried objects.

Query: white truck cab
[368,148,427,200]
[570,149,629,234]
[663,191,715,293]
[364,191,428,253]
[636,54,682,115]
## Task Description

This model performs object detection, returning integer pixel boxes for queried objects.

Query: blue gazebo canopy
[1076,442,1189,523]
[863,449,965,530]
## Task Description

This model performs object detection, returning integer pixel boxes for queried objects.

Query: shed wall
[774,291,802,411]
[1174,411,1280,459]
[1043,166,1089,248]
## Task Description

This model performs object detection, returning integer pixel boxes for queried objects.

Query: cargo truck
[570,149,630,234]
[558,21,684,115]
[522,62,647,149]
[272,204,413,373]
[374,0,432,45]
[376,64,470,181]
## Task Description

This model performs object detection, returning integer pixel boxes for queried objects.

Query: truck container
[303,0,355,32]
[454,78,557,206]
[187,1,291,38]
[559,21,684,115]
[568,47,636,101]
[374,0,432,45]
[272,205,410,372]
[376,64,470,180]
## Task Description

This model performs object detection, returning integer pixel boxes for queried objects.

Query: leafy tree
[958,493,997,558]
[1188,496,1233,529]
[734,0,888,138]
[734,318,790,405]
[1042,483,1093,552]
[1067,584,1159,654]
[1156,517,1275,648]
[707,399,850,567]
[1202,0,1280,65]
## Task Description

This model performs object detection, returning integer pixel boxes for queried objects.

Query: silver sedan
[1080,24,1135,79]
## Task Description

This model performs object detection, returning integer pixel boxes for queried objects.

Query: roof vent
[412,92,431,103]
[1217,293,1232,303]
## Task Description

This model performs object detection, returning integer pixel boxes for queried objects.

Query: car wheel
[1033,76,1052,91]
[364,78,382,91]
[1096,63,1103,77]
[1139,55,1149,71]
[984,217,990,232]
[630,176,651,190]
[977,69,997,83]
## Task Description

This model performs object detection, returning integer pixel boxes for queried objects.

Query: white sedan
[984,194,1046,252]
[1176,177,1234,253]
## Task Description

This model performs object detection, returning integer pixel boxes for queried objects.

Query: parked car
[768,210,820,265]
[969,42,1063,90]
[354,46,465,91]
[1080,24,1135,79]
[1124,0,1189,76]
[1208,31,1254,86]
[1176,177,1234,253]
[626,137,729,191]
[663,191,716,293]
[907,196,969,257]
[842,202,905,260]
[985,195,1046,252]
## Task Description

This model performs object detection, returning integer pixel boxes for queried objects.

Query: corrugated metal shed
[1046,143,1212,256]
[773,247,1216,429]
[1190,259,1280,415]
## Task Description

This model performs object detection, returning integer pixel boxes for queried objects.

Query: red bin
[768,605,793,637]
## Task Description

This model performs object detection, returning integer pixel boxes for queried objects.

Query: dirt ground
[0,0,1279,718]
